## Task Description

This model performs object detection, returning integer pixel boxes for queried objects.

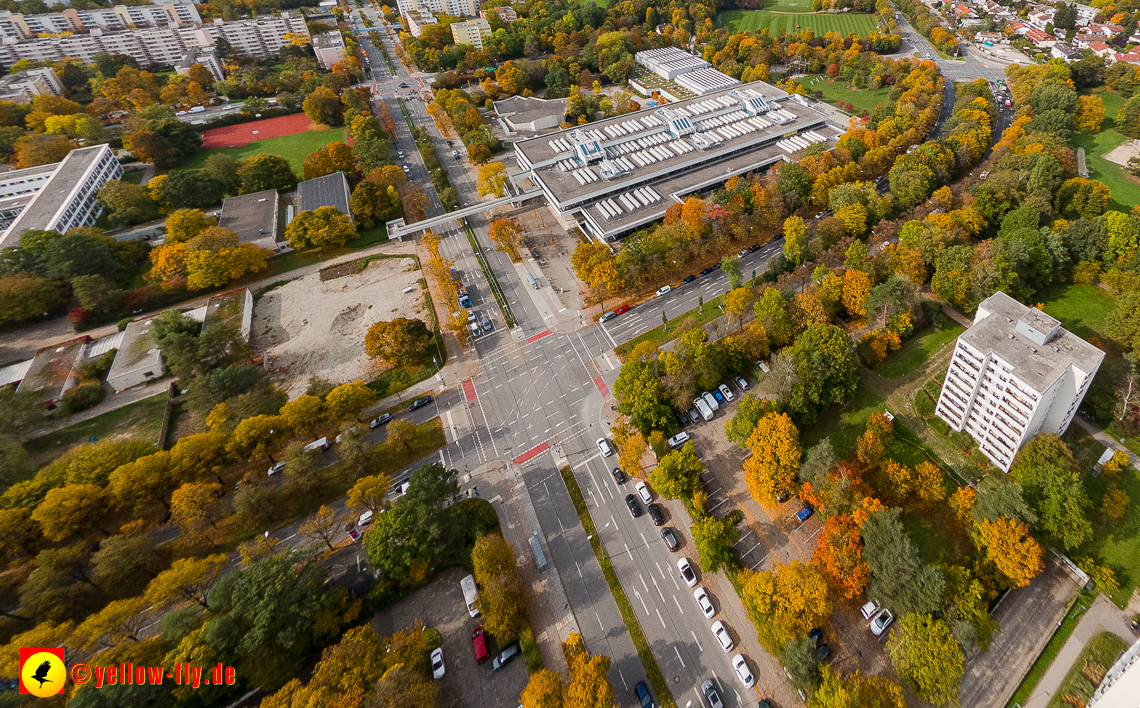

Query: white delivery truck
[461,574,479,617]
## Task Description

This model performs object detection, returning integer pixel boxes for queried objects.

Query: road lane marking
[651,576,665,604]
[674,646,686,669]
[655,608,667,629]
[512,441,549,465]
[673,594,684,614]
[634,589,650,615]
[691,631,704,652]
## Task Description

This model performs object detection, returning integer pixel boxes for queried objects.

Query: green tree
[285,206,356,249]
[691,511,739,573]
[238,153,297,194]
[365,318,432,366]
[648,442,703,500]
[19,545,100,621]
[91,531,164,588]
[781,636,822,693]
[365,463,460,585]
[790,324,859,424]
[725,395,769,447]
[887,614,965,708]
[613,360,675,436]
[97,179,157,225]
[0,273,66,326]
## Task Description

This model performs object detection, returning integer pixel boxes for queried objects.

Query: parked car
[492,644,519,670]
[430,648,445,679]
[677,558,697,587]
[647,503,664,526]
[693,398,714,421]
[615,305,630,315]
[599,311,617,323]
[683,274,696,283]
[482,315,493,332]
[370,413,392,428]
[737,249,749,259]
[711,621,734,652]
[686,407,701,424]
[661,527,679,551]
[711,389,725,404]
[870,608,894,636]
[808,627,822,644]
[635,681,655,708]
[776,491,792,503]
[625,494,643,518]
[718,384,734,402]
[796,505,813,522]
[667,431,690,449]
[734,376,749,391]
[472,626,488,663]
[409,395,433,411]
[702,679,724,708]
[817,644,831,663]
[701,391,719,412]
[656,285,672,297]
[699,266,715,276]
[611,467,627,484]
[732,654,755,688]
[597,438,614,456]
[393,480,411,498]
[268,461,286,476]
[749,243,762,252]
[860,600,880,620]
[694,587,715,618]
[636,481,653,504]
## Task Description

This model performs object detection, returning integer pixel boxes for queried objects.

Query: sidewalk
[1024,593,1138,708]
[1074,417,1140,470]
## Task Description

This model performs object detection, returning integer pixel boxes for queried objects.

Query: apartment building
[0,145,123,248]
[0,1,201,41]
[397,0,477,18]
[0,11,309,69]
[173,45,224,81]
[312,30,346,70]
[450,17,490,49]
[0,66,62,103]
[935,291,1104,472]
[481,6,516,23]
[402,9,437,37]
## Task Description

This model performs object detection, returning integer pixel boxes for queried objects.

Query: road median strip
[559,466,677,708]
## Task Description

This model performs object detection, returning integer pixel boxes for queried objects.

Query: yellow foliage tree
[1073,94,1104,134]
[842,268,871,318]
[975,517,1044,588]
[740,561,832,652]
[743,412,801,507]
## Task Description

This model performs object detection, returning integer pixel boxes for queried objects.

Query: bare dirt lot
[253,256,424,397]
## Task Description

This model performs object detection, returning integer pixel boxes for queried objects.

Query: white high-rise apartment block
[935,291,1104,472]
[396,0,477,18]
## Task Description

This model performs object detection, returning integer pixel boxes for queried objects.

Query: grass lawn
[797,74,892,115]
[183,127,348,176]
[1047,631,1128,708]
[23,394,169,467]
[1037,283,1116,344]
[718,9,878,36]
[800,380,886,459]
[1075,88,1140,212]
[760,0,816,11]
[368,334,446,399]
[121,170,145,185]
[879,323,965,380]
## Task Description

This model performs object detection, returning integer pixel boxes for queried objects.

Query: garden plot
[253,258,423,397]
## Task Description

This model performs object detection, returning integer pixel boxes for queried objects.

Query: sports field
[760,0,816,12]
[199,112,314,149]
[186,126,348,176]
[719,9,878,36]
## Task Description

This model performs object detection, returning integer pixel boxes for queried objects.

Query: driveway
[370,567,529,708]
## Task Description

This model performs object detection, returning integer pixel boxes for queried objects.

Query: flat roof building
[313,30,346,70]
[450,18,490,49]
[403,9,436,37]
[493,95,566,134]
[935,291,1104,472]
[217,189,280,252]
[397,0,477,17]
[481,6,516,23]
[202,288,254,342]
[173,46,224,81]
[17,337,88,407]
[675,67,740,96]
[512,80,839,242]
[0,67,62,103]
[636,46,710,81]
[106,317,163,392]
[0,144,122,247]
[297,172,352,221]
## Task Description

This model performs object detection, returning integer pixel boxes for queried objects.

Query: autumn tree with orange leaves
[743,412,801,507]
[975,517,1044,587]
[812,513,870,599]
[740,560,832,653]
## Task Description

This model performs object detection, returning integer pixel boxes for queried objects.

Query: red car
[614,305,630,316]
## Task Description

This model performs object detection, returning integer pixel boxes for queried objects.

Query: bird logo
[19,649,65,697]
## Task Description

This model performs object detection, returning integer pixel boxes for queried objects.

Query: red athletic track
[200,112,314,149]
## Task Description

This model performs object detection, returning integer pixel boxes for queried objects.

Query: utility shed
[106,317,163,392]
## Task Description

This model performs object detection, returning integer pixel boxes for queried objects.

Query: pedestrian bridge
[386,190,542,240]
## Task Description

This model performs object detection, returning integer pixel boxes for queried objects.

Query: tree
[128,119,201,168]
[238,153,297,194]
[784,215,806,265]
[613,360,675,435]
[303,86,345,126]
[384,418,418,457]
[365,463,460,585]
[691,512,739,573]
[812,666,906,708]
[108,450,175,514]
[164,209,217,245]
[0,508,40,565]
[521,669,563,708]
[782,636,822,693]
[74,597,148,650]
[975,516,1044,588]
[1118,96,1140,139]
[98,179,157,225]
[488,219,522,256]
[477,162,509,197]
[790,324,859,424]
[349,181,399,228]
[19,545,100,621]
[325,381,377,421]
[743,412,801,506]
[1073,95,1104,134]
[159,169,225,210]
[887,614,965,708]
[144,554,228,609]
[648,442,704,500]
[740,561,832,652]
[168,432,229,485]
[812,514,870,599]
[345,475,390,516]
[170,481,224,535]
[286,206,356,249]
[0,273,66,326]
[914,461,947,504]
[472,534,528,640]
[725,395,769,447]
[365,318,432,366]
[563,633,614,708]
[32,484,111,541]
[91,531,164,588]
[842,269,872,318]
[202,153,241,194]
[227,414,289,462]
[279,395,326,437]
[15,132,73,168]
[861,509,944,615]
[299,505,346,551]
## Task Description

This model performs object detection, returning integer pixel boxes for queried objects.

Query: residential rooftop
[105,317,161,383]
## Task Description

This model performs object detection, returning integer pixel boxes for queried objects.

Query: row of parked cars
[687,376,750,423]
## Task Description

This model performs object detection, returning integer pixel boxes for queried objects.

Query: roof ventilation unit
[568,129,604,164]
[691,132,721,150]
[655,107,695,138]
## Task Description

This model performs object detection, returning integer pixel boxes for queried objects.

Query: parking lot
[369,567,529,708]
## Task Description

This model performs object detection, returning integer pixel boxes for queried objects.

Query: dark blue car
[796,505,813,522]
[635,681,654,708]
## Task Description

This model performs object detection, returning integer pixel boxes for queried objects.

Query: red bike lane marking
[593,377,610,398]
[463,378,476,402]
[526,329,552,343]
[512,442,550,466]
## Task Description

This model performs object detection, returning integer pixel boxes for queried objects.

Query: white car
[731,654,755,688]
[694,587,715,618]
[734,376,749,391]
[718,384,734,402]
[677,558,697,587]
[693,397,714,421]
[656,285,672,297]
[667,431,690,449]
[393,480,411,498]
[870,608,894,636]
[702,391,719,412]
[267,461,286,476]
[597,438,614,457]
[357,510,374,527]
[636,481,653,504]
[860,600,879,620]
[711,621,734,652]
[430,647,445,679]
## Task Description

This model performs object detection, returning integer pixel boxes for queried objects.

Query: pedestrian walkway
[1025,593,1138,708]
[1073,417,1140,470]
